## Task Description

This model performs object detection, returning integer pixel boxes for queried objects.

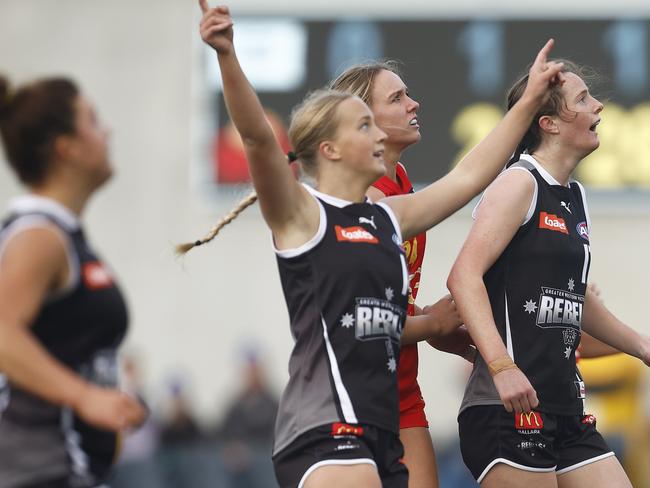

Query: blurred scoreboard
[210,19,650,189]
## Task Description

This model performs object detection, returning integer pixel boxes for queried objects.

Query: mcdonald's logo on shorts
[331,422,364,437]
[515,411,544,430]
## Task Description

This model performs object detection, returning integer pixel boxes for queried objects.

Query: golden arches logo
[515,411,543,429]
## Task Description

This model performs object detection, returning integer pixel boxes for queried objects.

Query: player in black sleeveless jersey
[448,61,650,487]
[198,3,564,486]
[0,76,146,487]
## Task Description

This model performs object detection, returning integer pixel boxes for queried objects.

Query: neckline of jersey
[304,184,370,208]
[8,194,80,231]
[518,154,571,188]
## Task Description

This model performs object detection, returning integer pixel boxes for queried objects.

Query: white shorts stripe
[478,458,556,483]
[298,458,377,488]
[321,316,358,424]
[556,451,615,475]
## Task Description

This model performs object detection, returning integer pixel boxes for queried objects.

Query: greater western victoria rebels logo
[353,297,405,343]
[535,287,584,329]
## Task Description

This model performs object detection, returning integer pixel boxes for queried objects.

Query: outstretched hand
[199,1,234,54]
[523,39,566,107]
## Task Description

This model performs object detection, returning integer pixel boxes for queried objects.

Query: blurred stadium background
[1,0,649,486]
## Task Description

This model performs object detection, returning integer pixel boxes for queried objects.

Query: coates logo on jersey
[515,411,544,434]
[539,212,569,235]
[576,221,589,240]
[335,225,378,244]
[331,423,364,437]
[354,297,405,343]
[82,262,114,290]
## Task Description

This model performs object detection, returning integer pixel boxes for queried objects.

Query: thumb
[199,0,210,14]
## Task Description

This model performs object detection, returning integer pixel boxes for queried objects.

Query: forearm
[448,272,509,364]
[578,332,620,359]
[0,323,88,409]
[217,51,276,146]
[387,97,539,240]
[402,315,438,345]
[581,296,646,359]
[454,96,538,193]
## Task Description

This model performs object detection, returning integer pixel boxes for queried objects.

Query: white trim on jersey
[321,316,358,424]
[574,180,592,233]
[576,371,586,413]
[556,452,615,475]
[472,167,539,225]
[305,184,369,208]
[478,458,557,483]
[273,192,327,259]
[518,154,567,187]
[504,292,514,360]
[61,406,93,481]
[581,244,590,285]
[0,215,80,296]
[298,458,377,488]
[375,201,408,296]
[8,195,80,231]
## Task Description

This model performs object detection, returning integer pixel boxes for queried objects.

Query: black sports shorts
[273,422,408,488]
[459,405,614,483]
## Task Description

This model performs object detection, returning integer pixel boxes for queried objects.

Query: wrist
[514,93,542,114]
[488,355,518,377]
[67,380,92,411]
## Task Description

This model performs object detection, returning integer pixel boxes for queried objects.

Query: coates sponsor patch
[515,411,544,430]
[82,262,113,290]
[335,225,378,244]
[331,422,364,437]
[539,212,569,235]
[576,221,589,240]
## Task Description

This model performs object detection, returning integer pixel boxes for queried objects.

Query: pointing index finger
[199,0,210,14]
[534,38,555,67]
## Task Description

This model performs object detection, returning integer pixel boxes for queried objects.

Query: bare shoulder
[482,168,536,205]
[1,225,68,282]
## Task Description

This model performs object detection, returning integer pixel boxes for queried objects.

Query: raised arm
[383,39,564,240]
[198,1,318,246]
[447,170,539,413]
[0,228,145,431]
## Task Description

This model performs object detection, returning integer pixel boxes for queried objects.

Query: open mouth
[409,117,419,127]
[589,119,601,132]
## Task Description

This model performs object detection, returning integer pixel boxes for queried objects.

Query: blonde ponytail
[175,190,258,255]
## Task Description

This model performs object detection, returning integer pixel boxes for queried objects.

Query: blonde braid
[175,190,258,255]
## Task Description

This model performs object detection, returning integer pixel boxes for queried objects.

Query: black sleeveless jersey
[273,186,409,455]
[0,196,128,487]
[460,155,591,416]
